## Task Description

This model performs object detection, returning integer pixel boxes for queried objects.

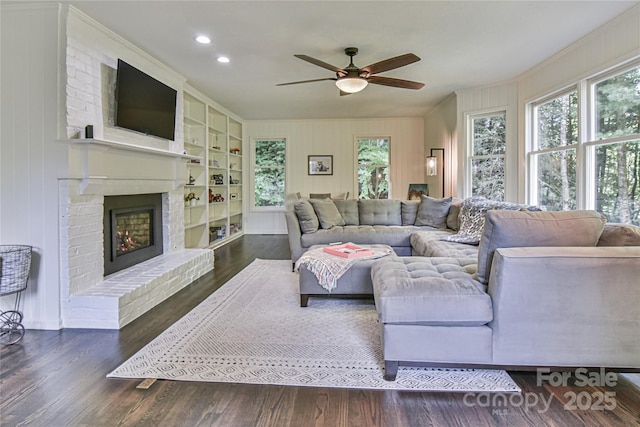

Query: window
[252,139,286,209]
[528,63,640,225]
[591,66,640,224]
[469,112,506,201]
[530,91,578,211]
[357,137,390,199]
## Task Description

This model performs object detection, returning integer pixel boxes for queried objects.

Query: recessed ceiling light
[195,35,211,44]
[217,56,230,63]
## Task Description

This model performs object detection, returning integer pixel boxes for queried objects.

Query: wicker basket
[0,245,32,296]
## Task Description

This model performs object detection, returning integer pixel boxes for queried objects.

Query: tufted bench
[371,256,493,380]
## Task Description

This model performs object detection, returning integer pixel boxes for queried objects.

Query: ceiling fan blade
[361,53,421,75]
[294,54,344,73]
[276,77,337,86]
[367,76,425,90]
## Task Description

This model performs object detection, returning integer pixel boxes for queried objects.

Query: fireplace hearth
[103,194,163,276]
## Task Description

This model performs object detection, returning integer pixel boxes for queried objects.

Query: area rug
[108,259,520,392]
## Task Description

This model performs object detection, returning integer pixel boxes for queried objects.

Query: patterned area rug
[108,259,520,392]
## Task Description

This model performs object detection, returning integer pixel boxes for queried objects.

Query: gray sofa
[285,196,640,380]
[284,197,472,267]
[371,209,640,380]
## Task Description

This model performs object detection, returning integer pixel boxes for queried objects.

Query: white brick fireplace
[58,9,214,329]
[59,141,213,329]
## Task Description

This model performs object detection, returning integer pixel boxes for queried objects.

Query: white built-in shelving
[183,91,244,248]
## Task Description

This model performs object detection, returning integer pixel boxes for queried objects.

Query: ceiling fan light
[335,77,368,93]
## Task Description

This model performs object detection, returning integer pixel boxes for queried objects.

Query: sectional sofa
[285,196,640,379]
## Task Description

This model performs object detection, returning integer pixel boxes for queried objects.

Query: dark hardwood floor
[1,234,639,426]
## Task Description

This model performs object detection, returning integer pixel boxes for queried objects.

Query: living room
[2,1,639,425]
[2,1,638,331]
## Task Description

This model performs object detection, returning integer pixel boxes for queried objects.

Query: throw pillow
[442,197,523,245]
[446,198,462,231]
[293,199,319,234]
[597,223,640,246]
[333,199,359,225]
[401,200,420,225]
[476,209,606,284]
[414,195,452,228]
[308,198,346,229]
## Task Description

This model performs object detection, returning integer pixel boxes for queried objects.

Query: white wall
[1,3,67,329]
[244,118,425,234]
[423,93,457,198]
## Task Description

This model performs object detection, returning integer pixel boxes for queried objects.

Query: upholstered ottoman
[371,256,493,381]
[298,244,395,307]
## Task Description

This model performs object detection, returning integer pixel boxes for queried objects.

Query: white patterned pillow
[442,197,524,245]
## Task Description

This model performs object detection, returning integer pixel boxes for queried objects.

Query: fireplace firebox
[103,194,163,276]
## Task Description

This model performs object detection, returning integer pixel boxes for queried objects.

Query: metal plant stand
[0,245,32,345]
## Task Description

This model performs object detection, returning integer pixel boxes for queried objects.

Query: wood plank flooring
[1,234,639,426]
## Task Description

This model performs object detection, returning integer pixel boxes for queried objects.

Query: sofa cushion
[294,199,319,233]
[401,200,420,225]
[358,199,402,225]
[476,210,607,284]
[410,230,480,265]
[333,199,359,225]
[372,257,492,326]
[300,225,423,249]
[597,223,640,246]
[414,195,452,228]
[308,198,346,229]
[443,197,527,245]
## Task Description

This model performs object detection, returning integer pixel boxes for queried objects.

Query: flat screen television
[115,59,177,141]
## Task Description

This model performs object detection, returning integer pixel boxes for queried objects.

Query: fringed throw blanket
[295,244,393,292]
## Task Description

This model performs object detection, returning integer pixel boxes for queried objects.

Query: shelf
[183,89,243,250]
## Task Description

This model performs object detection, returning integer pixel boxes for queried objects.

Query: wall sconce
[426,156,437,176]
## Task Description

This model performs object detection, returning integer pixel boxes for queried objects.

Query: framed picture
[308,155,333,175]
[407,183,429,200]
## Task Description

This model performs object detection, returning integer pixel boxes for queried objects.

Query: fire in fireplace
[103,194,163,276]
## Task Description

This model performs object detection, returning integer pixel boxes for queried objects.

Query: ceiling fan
[277,47,425,95]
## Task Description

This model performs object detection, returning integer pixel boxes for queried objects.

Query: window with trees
[529,63,639,225]
[357,137,390,199]
[592,66,640,224]
[253,139,286,209]
[530,90,578,211]
[469,112,506,201]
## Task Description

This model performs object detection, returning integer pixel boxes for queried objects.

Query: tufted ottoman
[298,244,395,307]
[371,256,493,381]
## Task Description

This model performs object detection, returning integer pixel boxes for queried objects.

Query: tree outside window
[593,67,640,225]
[253,139,286,208]
[532,91,578,211]
[470,112,506,201]
[357,138,390,199]
[528,63,639,225]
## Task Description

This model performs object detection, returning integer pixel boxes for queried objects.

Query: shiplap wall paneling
[0,4,65,329]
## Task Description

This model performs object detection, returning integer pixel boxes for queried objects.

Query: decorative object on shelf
[185,192,199,207]
[212,193,224,202]
[230,193,238,200]
[192,138,200,145]
[230,148,241,155]
[85,124,93,139]
[211,174,224,185]
[229,162,236,169]
[189,159,201,164]
[210,225,226,240]
[308,155,333,175]
[211,145,221,151]
[230,178,240,185]
[408,183,429,200]
[210,159,220,168]
[187,173,196,185]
